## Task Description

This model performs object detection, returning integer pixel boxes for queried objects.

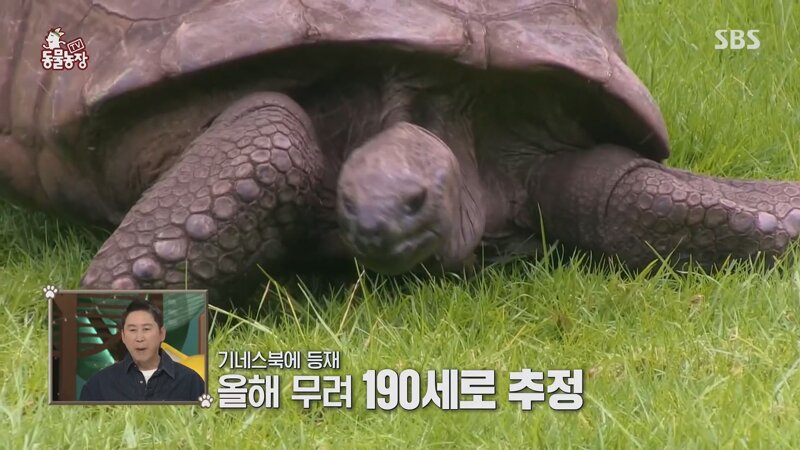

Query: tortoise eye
[404,189,427,215]
[342,194,357,215]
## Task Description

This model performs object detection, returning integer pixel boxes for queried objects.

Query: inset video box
[49,290,208,405]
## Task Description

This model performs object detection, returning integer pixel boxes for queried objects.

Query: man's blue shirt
[79,350,205,402]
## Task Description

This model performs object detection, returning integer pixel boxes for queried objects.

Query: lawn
[2,0,799,448]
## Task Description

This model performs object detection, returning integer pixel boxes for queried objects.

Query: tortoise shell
[0,0,668,220]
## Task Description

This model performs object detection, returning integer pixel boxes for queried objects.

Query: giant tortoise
[2,0,798,293]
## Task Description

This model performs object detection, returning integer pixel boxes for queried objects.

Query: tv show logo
[714,29,761,50]
[40,27,90,71]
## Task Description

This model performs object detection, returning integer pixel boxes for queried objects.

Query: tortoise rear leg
[80,92,326,290]
[529,144,800,270]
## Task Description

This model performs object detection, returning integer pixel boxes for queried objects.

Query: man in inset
[80,299,205,402]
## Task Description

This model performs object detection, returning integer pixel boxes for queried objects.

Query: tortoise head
[337,122,482,274]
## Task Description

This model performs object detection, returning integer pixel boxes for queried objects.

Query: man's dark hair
[120,299,164,329]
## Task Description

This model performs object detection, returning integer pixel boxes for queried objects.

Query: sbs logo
[714,29,760,50]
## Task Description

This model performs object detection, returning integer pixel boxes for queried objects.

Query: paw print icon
[42,285,59,300]
[198,394,214,408]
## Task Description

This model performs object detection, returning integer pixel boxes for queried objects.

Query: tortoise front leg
[80,92,327,290]
[529,145,800,270]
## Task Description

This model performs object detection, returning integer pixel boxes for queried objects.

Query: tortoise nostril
[404,188,427,215]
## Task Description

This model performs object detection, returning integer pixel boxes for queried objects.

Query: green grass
[2,0,800,447]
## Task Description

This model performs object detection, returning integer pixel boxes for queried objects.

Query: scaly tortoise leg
[530,144,800,269]
[80,92,325,289]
